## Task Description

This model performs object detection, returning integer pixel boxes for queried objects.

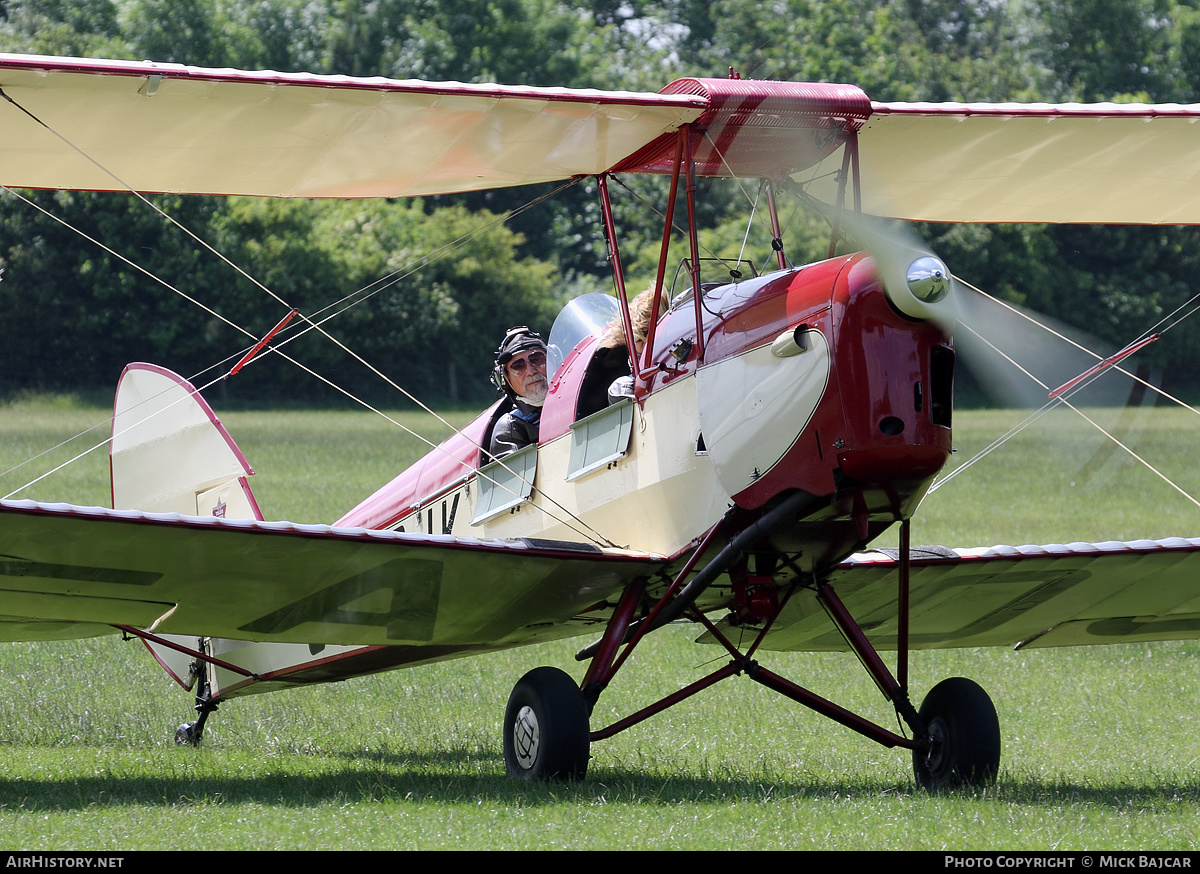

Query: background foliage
[4,0,1200,404]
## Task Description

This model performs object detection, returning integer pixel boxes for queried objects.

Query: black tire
[503,666,590,781]
[912,677,1001,791]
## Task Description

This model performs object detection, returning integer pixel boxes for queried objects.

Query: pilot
[489,326,549,459]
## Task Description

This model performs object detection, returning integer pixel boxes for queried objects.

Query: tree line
[3,0,1200,405]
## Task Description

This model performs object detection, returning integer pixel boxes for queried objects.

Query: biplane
[3,52,1200,791]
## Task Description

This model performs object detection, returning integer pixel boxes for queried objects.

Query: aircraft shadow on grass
[3,761,1199,811]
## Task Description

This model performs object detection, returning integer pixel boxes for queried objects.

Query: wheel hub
[922,716,948,775]
[512,704,540,770]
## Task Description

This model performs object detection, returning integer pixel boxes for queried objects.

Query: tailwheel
[174,669,216,748]
[175,721,203,747]
[503,666,590,781]
[174,704,215,747]
[912,677,1001,791]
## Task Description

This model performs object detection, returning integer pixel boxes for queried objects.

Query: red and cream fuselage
[336,74,954,573]
[121,73,958,703]
[338,251,954,576]
[153,244,955,705]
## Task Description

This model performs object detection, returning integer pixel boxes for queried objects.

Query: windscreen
[546,293,620,377]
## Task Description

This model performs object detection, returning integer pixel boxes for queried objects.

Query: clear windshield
[546,292,619,377]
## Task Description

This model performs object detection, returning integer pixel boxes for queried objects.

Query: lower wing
[0,499,662,648]
[707,539,1200,651]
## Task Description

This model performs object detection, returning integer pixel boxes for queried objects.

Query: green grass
[2,398,1200,849]
[895,404,1200,547]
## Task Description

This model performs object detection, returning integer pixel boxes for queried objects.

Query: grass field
[2,397,1200,850]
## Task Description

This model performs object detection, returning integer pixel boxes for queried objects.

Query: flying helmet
[492,326,547,398]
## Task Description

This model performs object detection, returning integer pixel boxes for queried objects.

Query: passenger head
[599,284,669,356]
[494,326,549,405]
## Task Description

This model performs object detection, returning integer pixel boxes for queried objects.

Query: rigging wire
[929,279,1200,509]
[611,134,1200,518]
[0,93,618,545]
[8,79,580,449]
[781,158,1200,512]
[626,113,1200,522]
[3,367,230,502]
[0,185,613,543]
[614,131,815,285]
[735,184,760,271]
[959,280,1200,416]
[610,173,758,285]
[1,186,258,344]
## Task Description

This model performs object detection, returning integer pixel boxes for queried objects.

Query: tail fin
[110,363,263,520]
[111,363,264,693]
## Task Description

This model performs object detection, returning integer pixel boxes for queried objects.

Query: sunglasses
[507,350,547,374]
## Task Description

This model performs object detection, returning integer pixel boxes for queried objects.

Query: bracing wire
[929,278,1200,509]
[956,278,1200,417]
[0,92,619,546]
[0,184,614,543]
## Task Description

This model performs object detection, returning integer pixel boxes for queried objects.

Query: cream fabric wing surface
[0,54,705,197]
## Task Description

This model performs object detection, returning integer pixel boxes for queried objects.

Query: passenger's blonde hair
[598,285,669,350]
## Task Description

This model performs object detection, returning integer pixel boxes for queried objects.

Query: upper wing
[0,53,704,197]
[725,539,1200,653]
[0,498,661,647]
[8,52,1196,224]
[801,102,1200,224]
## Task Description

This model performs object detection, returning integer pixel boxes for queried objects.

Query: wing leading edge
[0,498,662,647]
[6,499,1200,653]
[8,52,1198,225]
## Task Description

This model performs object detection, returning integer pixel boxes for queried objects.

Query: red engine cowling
[684,252,953,568]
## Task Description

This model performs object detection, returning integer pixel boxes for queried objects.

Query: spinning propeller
[841,212,1144,410]
[838,213,954,326]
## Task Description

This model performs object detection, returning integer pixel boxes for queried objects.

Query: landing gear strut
[496,510,1002,791]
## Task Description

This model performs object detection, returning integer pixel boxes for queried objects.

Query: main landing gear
[500,508,1002,791]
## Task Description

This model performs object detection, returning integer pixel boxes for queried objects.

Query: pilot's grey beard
[522,378,548,406]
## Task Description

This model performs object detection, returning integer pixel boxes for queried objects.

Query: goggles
[507,350,547,374]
